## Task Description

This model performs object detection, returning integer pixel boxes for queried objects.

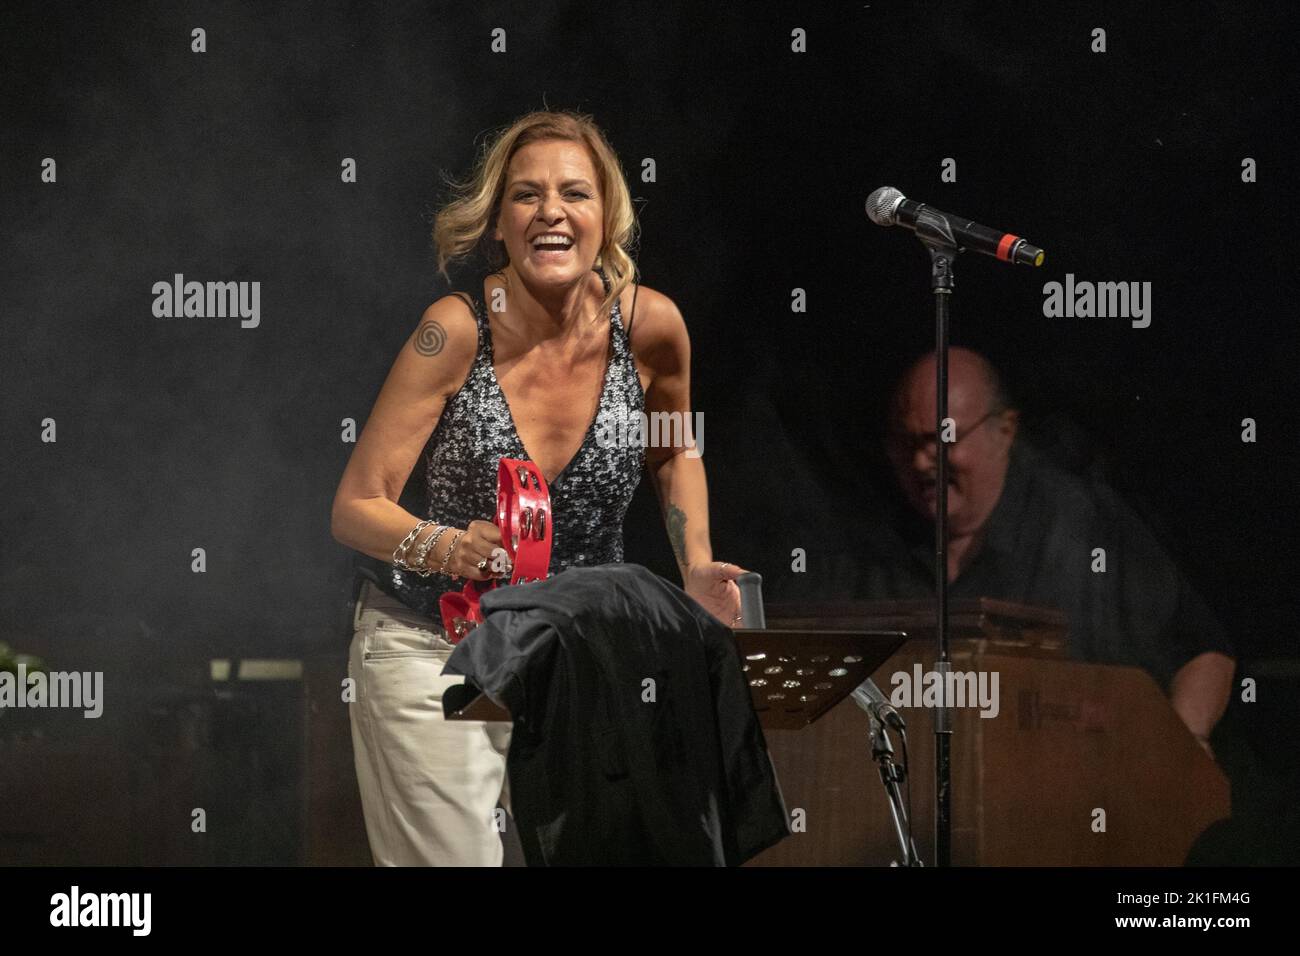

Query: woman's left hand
[684,561,749,628]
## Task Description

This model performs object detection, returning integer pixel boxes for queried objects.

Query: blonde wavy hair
[432,110,638,321]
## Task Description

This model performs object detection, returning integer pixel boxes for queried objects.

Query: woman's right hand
[440,520,509,581]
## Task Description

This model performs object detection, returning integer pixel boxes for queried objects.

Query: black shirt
[443,563,791,866]
[782,441,1233,691]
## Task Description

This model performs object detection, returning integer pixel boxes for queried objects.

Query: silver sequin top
[360,270,647,618]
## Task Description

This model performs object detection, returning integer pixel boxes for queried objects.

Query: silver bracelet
[393,519,436,570]
[438,529,466,579]
[411,525,450,577]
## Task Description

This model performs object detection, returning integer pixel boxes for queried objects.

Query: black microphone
[851,678,906,732]
[866,186,1045,267]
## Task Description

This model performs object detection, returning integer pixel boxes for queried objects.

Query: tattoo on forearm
[413,319,447,356]
[666,503,687,566]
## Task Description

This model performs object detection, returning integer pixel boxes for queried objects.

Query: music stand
[444,627,907,727]
[730,627,906,728]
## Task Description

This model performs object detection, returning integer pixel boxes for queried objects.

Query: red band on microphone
[996,233,1019,262]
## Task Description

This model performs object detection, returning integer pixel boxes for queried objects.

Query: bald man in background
[849,348,1235,755]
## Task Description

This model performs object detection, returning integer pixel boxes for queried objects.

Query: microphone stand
[868,712,922,866]
[922,232,957,868]
[871,191,1040,866]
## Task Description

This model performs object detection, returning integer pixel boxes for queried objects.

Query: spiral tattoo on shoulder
[413,319,447,357]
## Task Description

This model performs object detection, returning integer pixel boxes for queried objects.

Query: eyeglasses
[886,408,1003,458]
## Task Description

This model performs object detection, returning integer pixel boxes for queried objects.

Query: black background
[2,1,1296,864]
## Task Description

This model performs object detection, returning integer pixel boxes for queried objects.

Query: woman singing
[330,110,746,866]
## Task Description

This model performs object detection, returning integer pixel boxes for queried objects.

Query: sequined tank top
[360,270,647,618]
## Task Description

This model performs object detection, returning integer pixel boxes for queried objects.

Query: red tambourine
[438,457,553,643]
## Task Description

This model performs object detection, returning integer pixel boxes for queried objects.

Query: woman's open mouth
[530,234,575,260]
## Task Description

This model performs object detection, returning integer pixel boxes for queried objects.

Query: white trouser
[348,580,512,866]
